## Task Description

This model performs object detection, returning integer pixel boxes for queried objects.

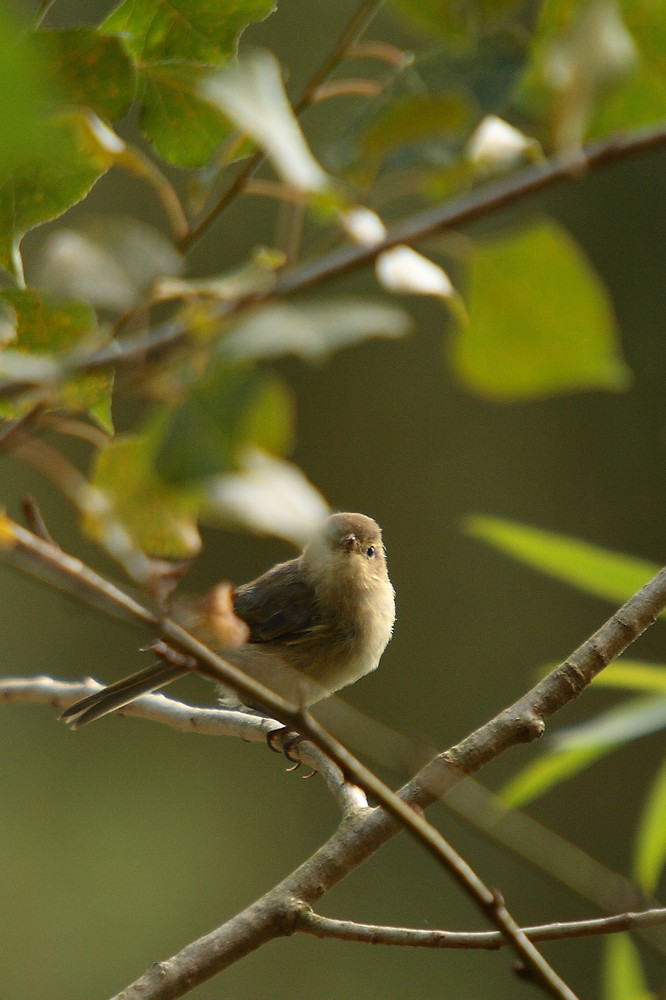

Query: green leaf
[451,220,632,400]
[388,0,528,49]
[101,0,276,165]
[593,661,666,694]
[141,64,233,167]
[501,695,666,807]
[102,0,276,64]
[465,516,660,606]
[501,742,612,808]
[89,434,201,558]
[41,28,137,119]
[155,364,294,485]
[0,289,113,431]
[221,299,412,362]
[0,113,110,274]
[634,756,666,894]
[603,935,653,1000]
[0,11,50,178]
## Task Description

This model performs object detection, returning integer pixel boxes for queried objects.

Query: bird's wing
[233,558,322,644]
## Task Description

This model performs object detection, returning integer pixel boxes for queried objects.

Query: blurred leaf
[203,49,331,193]
[101,0,276,165]
[388,0,528,48]
[452,220,631,399]
[501,742,612,808]
[0,113,110,274]
[155,364,293,484]
[141,64,233,167]
[102,0,276,64]
[0,289,113,431]
[41,28,137,119]
[634,756,666,894]
[221,299,411,362]
[501,696,666,807]
[89,434,201,558]
[593,661,666,694]
[0,10,50,177]
[603,934,653,1000]
[36,216,183,312]
[521,1,646,151]
[465,516,660,605]
[205,448,330,547]
[360,94,473,162]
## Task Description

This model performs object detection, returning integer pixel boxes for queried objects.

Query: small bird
[61,512,395,729]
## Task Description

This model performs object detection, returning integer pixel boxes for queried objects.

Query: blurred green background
[2,1,666,997]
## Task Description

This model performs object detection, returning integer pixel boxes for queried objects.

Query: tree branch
[296,906,666,950]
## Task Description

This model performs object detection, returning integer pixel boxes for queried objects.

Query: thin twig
[297,906,666,949]
[0,677,368,814]
[20,495,56,544]
[178,0,384,252]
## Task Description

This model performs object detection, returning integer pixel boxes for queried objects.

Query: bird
[61,512,395,729]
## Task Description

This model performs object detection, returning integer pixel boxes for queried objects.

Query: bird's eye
[365,546,376,558]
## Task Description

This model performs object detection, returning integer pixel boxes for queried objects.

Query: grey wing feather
[233,558,321,644]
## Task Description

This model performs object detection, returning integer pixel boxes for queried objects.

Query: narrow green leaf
[501,695,666,807]
[451,220,632,399]
[501,743,612,808]
[593,661,666,694]
[0,289,113,429]
[634,757,666,894]
[89,435,201,558]
[41,28,137,119]
[603,935,653,1000]
[465,516,660,605]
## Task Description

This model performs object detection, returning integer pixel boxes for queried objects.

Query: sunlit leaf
[0,289,113,431]
[203,49,331,193]
[501,742,612,808]
[465,517,659,606]
[205,448,330,547]
[360,94,472,162]
[221,299,411,362]
[501,696,666,807]
[0,113,110,274]
[603,934,653,1000]
[452,220,632,399]
[634,756,666,894]
[155,364,293,484]
[593,661,666,694]
[41,28,137,119]
[89,434,201,558]
[36,216,183,312]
